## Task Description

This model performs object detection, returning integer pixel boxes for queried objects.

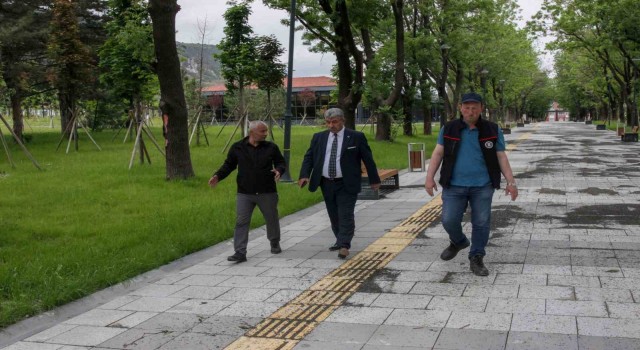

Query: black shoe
[270,241,282,254]
[469,255,489,276]
[227,252,247,263]
[329,243,340,251]
[440,240,470,261]
[338,247,349,259]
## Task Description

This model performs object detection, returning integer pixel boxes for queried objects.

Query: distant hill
[177,42,221,85]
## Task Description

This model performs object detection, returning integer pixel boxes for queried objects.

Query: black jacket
[214,138,286,194]
[439,117,501,189]
[299,128,380,194]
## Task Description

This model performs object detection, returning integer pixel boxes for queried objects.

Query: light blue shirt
[437,125,505,187]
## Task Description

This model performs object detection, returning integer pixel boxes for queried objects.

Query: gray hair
[324,108,345,120]
[248,120,268,131]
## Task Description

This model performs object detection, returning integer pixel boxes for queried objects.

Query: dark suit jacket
[299,128,381,194]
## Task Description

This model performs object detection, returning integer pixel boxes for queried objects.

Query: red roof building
[202,76,336,96]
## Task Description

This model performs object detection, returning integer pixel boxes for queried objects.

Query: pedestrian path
[2,122,640,350]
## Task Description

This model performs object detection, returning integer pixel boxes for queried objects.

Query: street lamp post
[281,0,296,182]
[439,44,450,127]
[480,69,488,119]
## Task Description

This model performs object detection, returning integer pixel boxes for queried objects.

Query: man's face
[325,116,345,133]
[459,102,482,124]
[250,124,268,142]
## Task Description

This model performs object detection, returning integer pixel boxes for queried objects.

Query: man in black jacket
[298,108,381,259]
[209,121,286,263]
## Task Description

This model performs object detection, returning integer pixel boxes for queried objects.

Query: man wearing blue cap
[424,92,518,276]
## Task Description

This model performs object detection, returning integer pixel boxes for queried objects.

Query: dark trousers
[320,178,358,249]
[234,192,280,255]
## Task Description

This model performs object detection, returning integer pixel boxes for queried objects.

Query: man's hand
[208,175,219,188]
[272,169,281,182]
[298,178,309,188]
[371,183,381,191]
[425,177,437,196]
[505,184,518,201]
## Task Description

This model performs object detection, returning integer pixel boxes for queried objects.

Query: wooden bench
[358,164,399,200]
[621,125,639,142]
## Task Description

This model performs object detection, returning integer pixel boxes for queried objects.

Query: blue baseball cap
[461,92,483,104]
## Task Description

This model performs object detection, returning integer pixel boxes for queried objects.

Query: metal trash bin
[408,143,425,172]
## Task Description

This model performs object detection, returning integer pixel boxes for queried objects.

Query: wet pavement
[2,121,640,350]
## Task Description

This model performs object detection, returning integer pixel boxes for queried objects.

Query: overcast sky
[175,0,551,78]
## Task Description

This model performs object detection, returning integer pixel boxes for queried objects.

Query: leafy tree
[215,1,259,137]
[255,34,285,138]
[148,0,195,179]
[99,0,158,122]
[48,0,96,135]
[0,0,50,140]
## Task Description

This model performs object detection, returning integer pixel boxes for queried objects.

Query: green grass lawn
[0,117,437,327]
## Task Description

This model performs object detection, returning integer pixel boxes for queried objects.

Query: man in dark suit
[298,108,381,259]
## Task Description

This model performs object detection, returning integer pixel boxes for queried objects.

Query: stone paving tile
[548,275,601,288]
[325,306,394,325]
[216,288,279,302]
[46,326,128,347]
[384,309,451,328]
[577,335,640,350]
[517,285,574,300]
[511,314,577,335]
[304,322,378,344]
[190,315,262,336]
[130,284,188,297]
[577,317,640,338]
[606,302,640,319]
[264,289,303,304]
[178,265,229,275]
[97,328,179,350]
[293,341,362,350]
[505,331,578,350]
[370,293,431,309]
[433,328,508,350]
[118,297,185,313]
[1,343,65,350]
[366,325,440,348]
[169,286,230,300]
[108,311,157,328]
[463,285,519,298]
[486,298,545,314]
[345,292,380,307]
[261,277,315,290]
[409,282,466,296]
[600,276,640,289]
[384,261,432,271]
[445,311,512,331]
[135,312,204,331]
[155,332,237,350]
[172,274,233,286]
[254,258,306,268]
[166,299,234,315]
[63,309,133,327]
[215,301,283,318]
[571,266,623,277]
[574,287,633,302]
[427,296,488,312]
[522,265,571,275]
[545,300,607,317]
[217,276,275,288]
[494,273,547,288]
[24,325,78,342]
[440,272,497,285]
[359,280,416,294]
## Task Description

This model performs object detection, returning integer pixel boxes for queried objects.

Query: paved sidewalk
[2,122,640,350]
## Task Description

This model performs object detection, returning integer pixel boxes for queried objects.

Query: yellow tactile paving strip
[224,197,443,350]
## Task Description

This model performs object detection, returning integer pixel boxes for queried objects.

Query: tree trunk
[402,91,413,136]
[58,92,75,137]
[10,94,24,141]
[419,75,432,135]
[148,0,195,180]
